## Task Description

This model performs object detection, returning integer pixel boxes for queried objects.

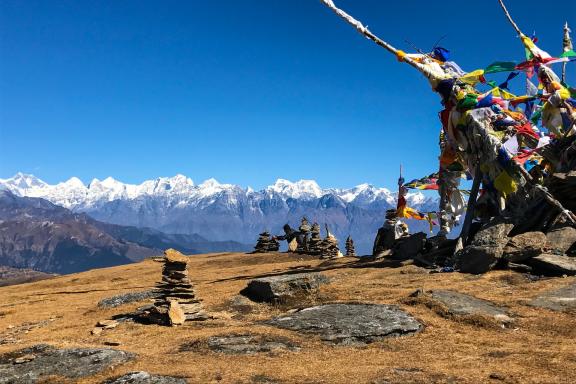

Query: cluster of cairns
[140,249,209,326]
[253,217,355,260]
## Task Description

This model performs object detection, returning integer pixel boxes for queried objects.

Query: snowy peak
[0,172,48,193]
[0,173,438,211]
[269,179,323,199]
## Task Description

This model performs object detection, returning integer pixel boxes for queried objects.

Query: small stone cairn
[296,217,312,253]
[308,222,323,256]
[143,249,208,326]
[345,236,356,257]
[253,231,280,253]
[320,224,343,259]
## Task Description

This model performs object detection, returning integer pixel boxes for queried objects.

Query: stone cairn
[253,231,280,253]
[345,236,356,257]
[308,222,323,256]
[320,224,343,259]
[143,249,208,326]
[296,217,312,253]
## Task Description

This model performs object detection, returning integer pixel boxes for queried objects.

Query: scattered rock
[92,327,103,336]
[0,344,134,383]
[502,232,547,262]
[13,354,35,364]
[98,290,161,309]
[527,281,576,312]
[265,303,422,345]
[241,273,329,303]
[103,371,187,384]
[421,290,513,324]
[545,226,576,255]
[97,320,120,329]
[529,254,576,276]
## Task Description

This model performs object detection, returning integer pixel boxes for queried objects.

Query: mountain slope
[0,173,440,254]
[0,191,249,274]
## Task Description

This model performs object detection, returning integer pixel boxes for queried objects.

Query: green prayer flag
[484,61,517,73]
[560,50,576,58]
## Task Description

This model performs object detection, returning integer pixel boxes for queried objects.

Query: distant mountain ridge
[0,190,250,274]
[0,173,440,254]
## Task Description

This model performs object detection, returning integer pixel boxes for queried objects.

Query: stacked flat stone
[320,225,343,259]
[253,231,279,253]
[345,236,356,257]
[296,217,312,253]
[308,223,323,255]
[145,249,208,325]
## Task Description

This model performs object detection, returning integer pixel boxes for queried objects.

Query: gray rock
[265,303,422,345]
[205,334,299,354]
[529,254,576,276]
[471,220,514,248]
[0,344,134,384]
[545,226,576,255]
[98,290,161,309]
[527,281,576,312]
[425,290,513,323]
[455,220,514,274]
[392,232,427,260]
[455,246,500,274]
[241,273,329,303]
[503,232,546,262]
[103,371,187,384]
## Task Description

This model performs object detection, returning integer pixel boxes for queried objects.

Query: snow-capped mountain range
[0,173,439,254]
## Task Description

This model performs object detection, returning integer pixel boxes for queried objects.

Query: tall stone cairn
[345,236,356,257]
[308,222,323,255]
[143,249,208,326]
[253,231,279,253]
[297,217,312,253]
[320,224,342,259]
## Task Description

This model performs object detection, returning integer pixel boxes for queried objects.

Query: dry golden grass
[0,252,575,384]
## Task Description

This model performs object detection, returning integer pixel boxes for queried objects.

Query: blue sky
[1,0,574,189]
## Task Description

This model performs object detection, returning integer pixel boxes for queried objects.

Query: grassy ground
[0,252,574,384]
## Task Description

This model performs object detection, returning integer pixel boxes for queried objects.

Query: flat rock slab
[265,303,422,345]
[207,334,299,354]
[241,273,329,303]
[425,290,513,323]
[179,333,299,355]
[0,344,134,384]
[528,281,576,312]
[103,371,187,384]
[98,290,161,309]
[529,254,576,276]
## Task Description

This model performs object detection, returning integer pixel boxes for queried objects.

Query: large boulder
[392,232,427,260]
[545,226,576,255]
[0,345,134,384]
[502,232,547,262]
[241,273,329,303]
[265,303,422,345]
[455,220,514,274]
[528,254,576,276]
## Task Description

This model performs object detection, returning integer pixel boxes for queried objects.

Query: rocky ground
[0,252,574,383]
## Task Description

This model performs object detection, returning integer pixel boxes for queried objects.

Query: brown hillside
[0,252,574,383]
